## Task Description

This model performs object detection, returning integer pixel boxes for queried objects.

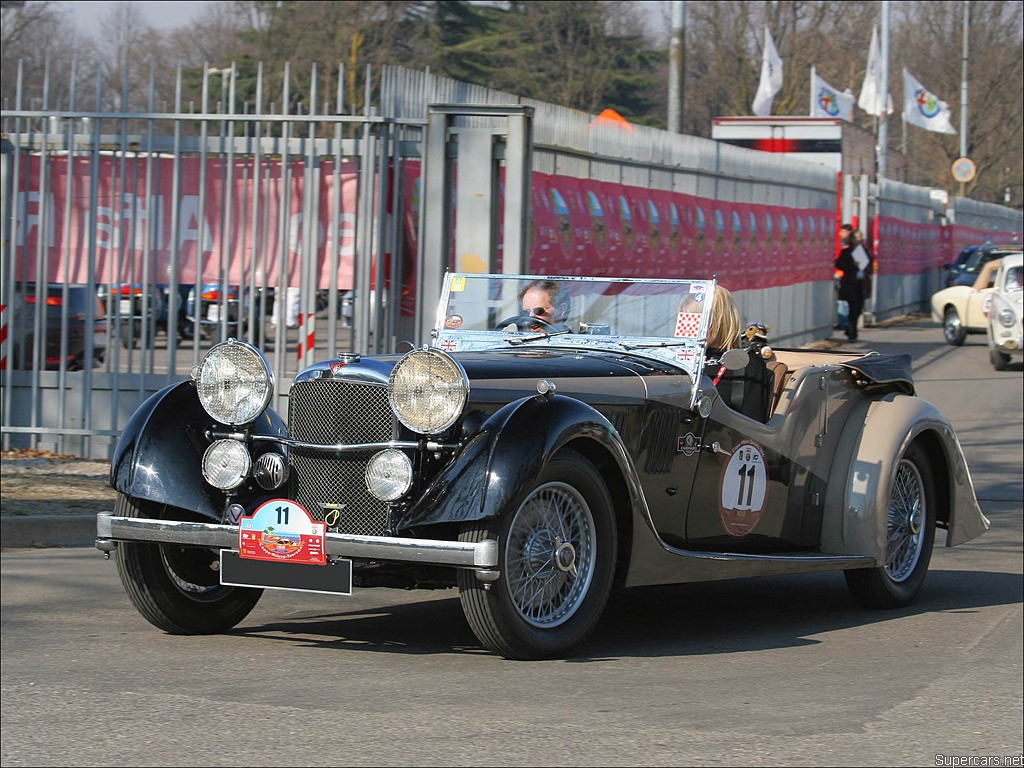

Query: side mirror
[720,347,749,371]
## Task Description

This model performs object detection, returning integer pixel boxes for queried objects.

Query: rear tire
[120,321,141,349]
[457,450,616,660]
[943,307,966,346]
[845,443,935,609]
[114,493,262,634]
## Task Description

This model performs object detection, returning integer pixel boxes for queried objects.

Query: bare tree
[891,0,1023,203]
[4,0,1017,205]
[1,0,84,110]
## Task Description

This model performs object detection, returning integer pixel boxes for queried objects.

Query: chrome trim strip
[651,547,874,567]
[96,513,498,568]
[247,436,460,453]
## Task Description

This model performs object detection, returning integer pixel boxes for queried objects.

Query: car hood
[298,346,688,408]
[455,347,679,406]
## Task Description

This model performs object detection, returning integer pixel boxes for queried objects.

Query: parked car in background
[185,283,257,341]
[943,245,980,287]
[8,282,107,370]
[987,252,1023,370]
[945,244,1022,287]
[97,283,168,349]
[931,258,1005,346]
[97,272,988,660]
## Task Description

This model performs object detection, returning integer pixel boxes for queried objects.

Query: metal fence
[2,62,1021,459]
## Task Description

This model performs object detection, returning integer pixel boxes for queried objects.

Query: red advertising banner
[17,151,988,296]
[875,216,945,274]
[14,155,359,290]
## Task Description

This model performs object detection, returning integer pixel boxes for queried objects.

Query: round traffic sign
[951,157,976,183]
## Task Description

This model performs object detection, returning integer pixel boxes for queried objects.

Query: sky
[62,0,210,36]
[62,1,670,40]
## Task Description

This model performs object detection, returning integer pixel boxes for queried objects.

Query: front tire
[114,493,262,634]
[943,307,966,346]
[990,344,1010,371]
[457,450,617,660]
[845,442,936,609]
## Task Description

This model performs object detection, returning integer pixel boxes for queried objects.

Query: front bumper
[994,334,1023,354]
[95,512,499,569]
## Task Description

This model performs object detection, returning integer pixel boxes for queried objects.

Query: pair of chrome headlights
[192,339,470,499]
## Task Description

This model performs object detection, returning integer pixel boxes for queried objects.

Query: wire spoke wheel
[885,459,926,583]
[457,450,616,660]
[505,482,596,628]
[845,443,935,609]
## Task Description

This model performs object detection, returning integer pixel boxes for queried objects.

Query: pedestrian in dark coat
[835,228,874,341]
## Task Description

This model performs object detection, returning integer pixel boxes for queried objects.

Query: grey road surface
[2,319,1021,767]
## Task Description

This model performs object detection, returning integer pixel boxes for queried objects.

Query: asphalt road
[1,319,1021,767]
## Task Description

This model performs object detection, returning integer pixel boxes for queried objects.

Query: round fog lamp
[365,449,413,502]
[202,439,251,490]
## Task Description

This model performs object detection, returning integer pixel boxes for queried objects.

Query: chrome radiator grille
[287,379,395,536]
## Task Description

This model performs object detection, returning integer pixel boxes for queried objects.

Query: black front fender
[394,394,625,531]
[110,381,287,523]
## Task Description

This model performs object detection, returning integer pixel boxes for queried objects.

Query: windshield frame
[431,273,720,411]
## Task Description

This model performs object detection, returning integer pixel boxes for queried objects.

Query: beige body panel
[820,393,988,559]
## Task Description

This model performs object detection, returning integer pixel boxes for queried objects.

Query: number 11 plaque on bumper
[238,500,326,565]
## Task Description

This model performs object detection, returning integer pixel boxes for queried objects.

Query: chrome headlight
[193,339,273,425]
[388,348,469,434]
[365,449,413,501]
[202,439,251,490]
[999,309,1015,328]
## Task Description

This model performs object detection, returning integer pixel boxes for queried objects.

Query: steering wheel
[494,313,557,332]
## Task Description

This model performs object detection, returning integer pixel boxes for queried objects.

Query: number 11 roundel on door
[718,439,768,537]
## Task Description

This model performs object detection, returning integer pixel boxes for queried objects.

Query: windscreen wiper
[618,339,703,349]
[505,329,573,345]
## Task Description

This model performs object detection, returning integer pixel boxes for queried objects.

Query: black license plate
[220,551,352,596]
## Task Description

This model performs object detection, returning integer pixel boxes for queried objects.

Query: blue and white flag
[811,70,855,121]
[903,69,956,134]
[752,27,783,116]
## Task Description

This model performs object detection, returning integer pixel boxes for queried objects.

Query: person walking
[835,226,874,341]
[835,224,852,331]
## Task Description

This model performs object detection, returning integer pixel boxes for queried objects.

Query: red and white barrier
[0,303,8,371]
[296,312,316,369]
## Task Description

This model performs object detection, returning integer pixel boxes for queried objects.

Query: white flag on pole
[858,26,893,116]
[903,69,957,134]
[752,27,783,116]
[810,71,855,120]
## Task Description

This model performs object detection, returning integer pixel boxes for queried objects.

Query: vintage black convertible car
[96,274,989,659]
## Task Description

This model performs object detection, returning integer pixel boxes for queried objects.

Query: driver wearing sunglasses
[518,279,571,332]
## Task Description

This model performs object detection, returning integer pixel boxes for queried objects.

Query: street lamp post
[206,66,230,113]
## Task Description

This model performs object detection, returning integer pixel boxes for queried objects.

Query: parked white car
[987,253,1023,370]
[930,258,1003,346]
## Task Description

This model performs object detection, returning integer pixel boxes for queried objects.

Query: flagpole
[877,1,890,179]
[810,64,815,115]
[902,95,907,156]
[668,0,685,134]
[960,0,970,196]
